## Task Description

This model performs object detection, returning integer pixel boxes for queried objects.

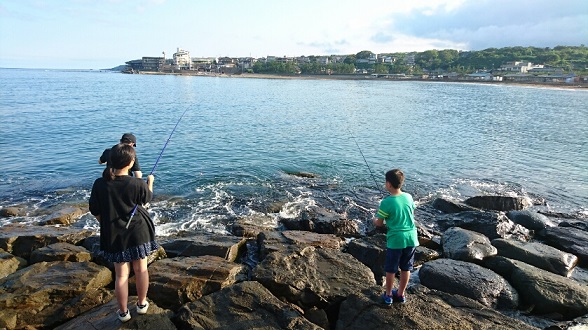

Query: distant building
[173,48,192,70]
[499,61,543,73]
[125,57,165,72]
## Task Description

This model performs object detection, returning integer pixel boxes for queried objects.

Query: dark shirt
[100,147,141,176]
[89,175,154,253]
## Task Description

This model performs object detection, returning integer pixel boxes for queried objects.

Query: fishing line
[126,107,190,229]
[346,127,386,197]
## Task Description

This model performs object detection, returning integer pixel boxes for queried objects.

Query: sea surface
[0,68,587,235]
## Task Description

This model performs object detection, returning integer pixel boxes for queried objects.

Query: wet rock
[29,242,92,264]
[40,206,85,226]
[174,281,321,330]
[416,223,442,249]
[544,314,588,330]
[280,207,361,237]
[506,210,557,231]
[492,238,578,276]
[415,246,441,267]
[252,246,376,311]
[0,248,27,278]
[336,285,536,330]
[542,226,588,265]
[0,206,26,217]
[432,197,478,213]
[160,233,246,261]
[55,296,176,330]
[0,261,113,329]
[484,256,588,318]
[465,195,532,211]
[559,220,588,231]
[230,215,277,237]
[137,256,245,311]
[437,210,530,241]
[256,230,344,260]
[0,224,94,260]
[442,227,497,262]
[419,258,518,309]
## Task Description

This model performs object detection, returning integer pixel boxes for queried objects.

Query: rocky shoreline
[1,193,587,329]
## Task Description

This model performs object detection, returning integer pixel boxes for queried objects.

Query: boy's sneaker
[117,309,131,322]
[392,289,406,304]
[381,292,393,305]
[136,301,150,315]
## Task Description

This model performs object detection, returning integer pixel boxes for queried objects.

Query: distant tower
[162,51,165,59]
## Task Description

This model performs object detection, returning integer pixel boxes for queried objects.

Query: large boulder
[252,246,375,311]
[160,233,247,261]
[0,248,27,279]
[174,281,321,330]
[346,234,387,284]
[0,224,94,260]
[432,197,478,213]
[336,285,536,330]
[55,297,175,330]
[0,261,113,329]
[464,195,531,211]
[40,206,85,226]
[256,230,343,260]
[280,207,361,237]
[492,238,578,276]
[419,258,518,309]
[541,226,588,265]
[506,210,557,232]
[437,211,530,241]
[442,227,497,262]
[138,256,245,311]
[485,256,588,318]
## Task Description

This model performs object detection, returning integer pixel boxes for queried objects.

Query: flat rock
[432,197,479,213]
[40,206,85,226]
[419,258,518,309]
[506,210,557,231]
[0,224,94,260]
[137,256,245,311]
[541,226,588,265]
[174,281,321,330]
[336,285,536,330]
[29,242,92,264]
[0,248,27,279]
[492,238,578,276]
[252,246,376,310]
[257,230,343,260]
[160,234,246,261]
[0,261,113,329]
[465,195,531,211]
[55,296,176,330]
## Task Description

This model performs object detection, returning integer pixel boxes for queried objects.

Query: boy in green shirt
[373,169,419,304]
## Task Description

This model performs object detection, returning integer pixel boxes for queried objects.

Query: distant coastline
[135,71,588,90]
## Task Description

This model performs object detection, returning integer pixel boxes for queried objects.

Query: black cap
[120,133,137,146]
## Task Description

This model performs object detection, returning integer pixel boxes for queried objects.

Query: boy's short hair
[386,169,404,189]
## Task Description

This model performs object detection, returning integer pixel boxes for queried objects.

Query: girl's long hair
[102,143,136,181]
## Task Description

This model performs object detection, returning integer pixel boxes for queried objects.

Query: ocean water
[0,68,586,235]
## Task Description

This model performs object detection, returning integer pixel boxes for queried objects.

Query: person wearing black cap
[99,133,142,178]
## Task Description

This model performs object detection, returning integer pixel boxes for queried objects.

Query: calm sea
[1,68,586,235]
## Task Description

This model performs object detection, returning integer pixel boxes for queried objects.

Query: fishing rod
[126,107,189,229]
[347,128,386,196]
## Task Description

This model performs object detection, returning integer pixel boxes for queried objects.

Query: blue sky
[0,0,586,69]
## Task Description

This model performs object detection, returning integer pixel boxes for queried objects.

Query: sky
[0,0,586,69]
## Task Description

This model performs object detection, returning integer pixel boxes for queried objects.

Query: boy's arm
[373,216,384,227]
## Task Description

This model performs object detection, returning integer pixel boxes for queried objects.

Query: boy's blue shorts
[385,247,416,273]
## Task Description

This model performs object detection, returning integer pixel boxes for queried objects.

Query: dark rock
[465,195,531,211]
[40,207,85,226]
[0,261,113,329]
[544,314,588,330]
[419,258,518,309]
[542,226,588,265]
[559,220,588,232]
[506,210,557,231]
[432,197,478,213]
[160,233,246,261]
[484,256,588,318]
[437,210,530,240]
[252,246,376,310]
[280,207,361,237]
[336,285,536,330]
[138,256,245,311]
[492,238,578,276]
[442,227,497,262]
[0,206,25,217]
[29,242,92,264]
[55,296,176,330]
[174,281,321,329]
[346,234,387,284]
[0,248,27,278]
[0,224,94,260]
[416,222,442,249]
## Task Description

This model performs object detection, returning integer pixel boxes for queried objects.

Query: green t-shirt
[376,192,419,249]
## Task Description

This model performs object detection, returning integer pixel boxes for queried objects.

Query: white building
[173,48,192,70]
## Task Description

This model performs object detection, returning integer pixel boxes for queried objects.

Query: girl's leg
[114,262,131,312]
[132,258,149,305]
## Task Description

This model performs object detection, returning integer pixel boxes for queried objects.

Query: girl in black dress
[89,143,158,322]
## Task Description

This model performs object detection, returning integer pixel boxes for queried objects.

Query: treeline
[252,46,588,75]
